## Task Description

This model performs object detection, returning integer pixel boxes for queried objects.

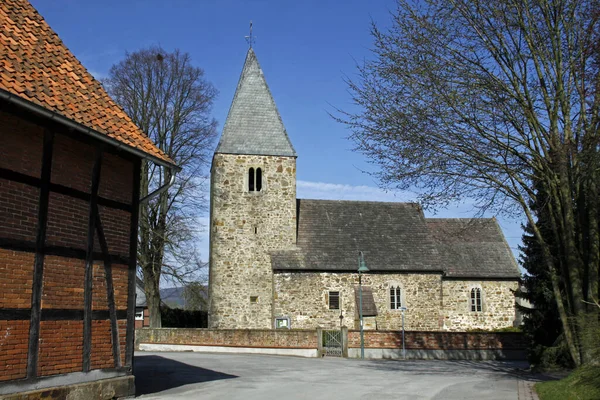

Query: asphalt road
[134,352,531,400]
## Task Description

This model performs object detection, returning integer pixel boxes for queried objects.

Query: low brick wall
[348,330,526,360]
[136,328,526,360]
[136,328,318,350]
[348,330,525,350]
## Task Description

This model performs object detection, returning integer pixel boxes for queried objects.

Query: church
[208,48,520,332]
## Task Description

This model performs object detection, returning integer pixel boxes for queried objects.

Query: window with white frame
[470,288,482,312]
[135,309,144,321]
[248,167,263,192]
[390,285,402,309]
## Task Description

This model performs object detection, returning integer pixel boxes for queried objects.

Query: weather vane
[245,21,255,48]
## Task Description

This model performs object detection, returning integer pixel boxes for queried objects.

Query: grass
[536,366,600,400]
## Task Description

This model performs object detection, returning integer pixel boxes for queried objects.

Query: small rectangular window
[250,296,258,304]
[135,309,144,321]
[328,291,340,310]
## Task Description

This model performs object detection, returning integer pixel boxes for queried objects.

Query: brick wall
[136,328,318,349]
[348,330,526,350]
[0,109,135,382]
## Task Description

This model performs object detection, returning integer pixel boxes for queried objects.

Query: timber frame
[0,101,142,390]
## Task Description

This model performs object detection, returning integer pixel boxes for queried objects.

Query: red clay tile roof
[0,0,174,166]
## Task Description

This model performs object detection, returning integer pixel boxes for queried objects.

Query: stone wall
[209,154,296,329]
[274,272,518,331]
[274,272,443,331]
[442,280,519,331]
[136,328,317,349]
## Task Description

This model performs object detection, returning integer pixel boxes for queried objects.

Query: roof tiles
[0,0,173,165]
[215,48,296,157]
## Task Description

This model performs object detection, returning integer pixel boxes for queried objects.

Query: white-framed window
[328,291,340,310]
[390,285,402,310]
[135,308,144,321]
[470,287,482,312]
[248,167,263,192]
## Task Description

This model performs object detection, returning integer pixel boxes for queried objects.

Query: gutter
[0,89,180,204]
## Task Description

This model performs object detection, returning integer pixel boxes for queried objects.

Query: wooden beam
[0,308,128,321]
[26,130,54,379]
[0,237,130,265]
[125,159,141,369]
[0,167,132,212]
[94,206,122,368]
[82,149,102,373]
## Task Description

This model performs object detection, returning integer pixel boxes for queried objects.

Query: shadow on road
[134,354,237,396]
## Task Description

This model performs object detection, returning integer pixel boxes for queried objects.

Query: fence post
[341,326,348,358]
[316,327,323,357]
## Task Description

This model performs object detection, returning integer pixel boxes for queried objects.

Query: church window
[470,288,482,312]
[248,167,263,192]
[390,286,402,310]
[328,291,340,310]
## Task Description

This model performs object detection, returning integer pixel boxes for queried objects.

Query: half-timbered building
[0,0,177,397]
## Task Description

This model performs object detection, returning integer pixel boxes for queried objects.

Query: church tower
[208,48,297,329]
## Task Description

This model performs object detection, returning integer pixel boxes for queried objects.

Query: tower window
[248,167,263,192]
[249,167,255,191]
[256,168,262,191]
[470,288,482,312]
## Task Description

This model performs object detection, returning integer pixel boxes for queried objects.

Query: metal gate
[322,330,343,357]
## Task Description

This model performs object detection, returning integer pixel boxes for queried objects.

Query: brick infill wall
[348,330,526,350]
[136,328,318,350]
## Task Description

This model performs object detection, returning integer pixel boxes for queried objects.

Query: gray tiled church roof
[215,48,296,157]
[270,200,520,279]
[426,218,520,278]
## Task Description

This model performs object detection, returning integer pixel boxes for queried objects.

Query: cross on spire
[245,21,255,48]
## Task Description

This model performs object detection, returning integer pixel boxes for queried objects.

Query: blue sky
[30,0,525,264]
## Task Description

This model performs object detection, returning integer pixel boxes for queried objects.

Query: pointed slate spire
[216,48,297,157]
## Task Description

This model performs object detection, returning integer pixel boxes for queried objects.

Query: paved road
[134,352,533,400]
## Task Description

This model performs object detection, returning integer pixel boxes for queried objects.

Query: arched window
[470,288,482,312]
[390,286,402,309]
[248,168,255,191]
[248,167,263,192]
[256,168,262,191]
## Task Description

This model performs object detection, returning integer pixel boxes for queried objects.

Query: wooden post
[125,159,141,370]
[95,207,121,367]
[26,130,54,379]
[82,149,102,372]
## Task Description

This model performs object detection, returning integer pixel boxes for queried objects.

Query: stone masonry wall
[209,153,296,329]
[274,272,443,331]
[274,272,518,331]
[442,280,519,331]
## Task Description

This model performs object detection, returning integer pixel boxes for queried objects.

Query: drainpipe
[139,170,177,204]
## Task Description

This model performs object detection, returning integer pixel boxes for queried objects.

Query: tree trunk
[144,269,162,328]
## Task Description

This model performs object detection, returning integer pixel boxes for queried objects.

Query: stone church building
[208,48,520,332]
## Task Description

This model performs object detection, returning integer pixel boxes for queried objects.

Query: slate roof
[135,277,147,307]
[0,0,174,166]
[354,286,378,316]
[215,48,296,157]
[270,199,520,279]
[271,199,442,272]
[426,218,520,279]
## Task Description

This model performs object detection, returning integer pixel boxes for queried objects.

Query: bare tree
[339,0,600,365]
[104,46,217,327]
